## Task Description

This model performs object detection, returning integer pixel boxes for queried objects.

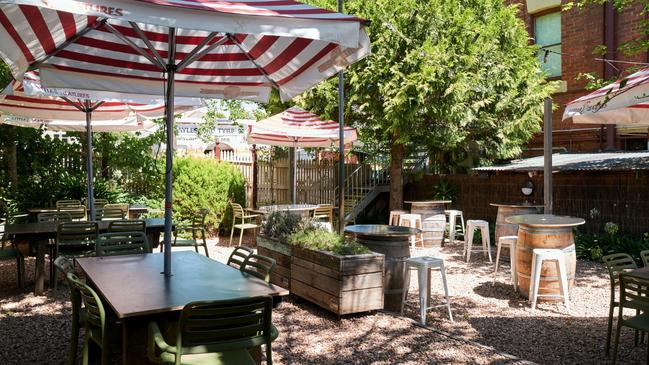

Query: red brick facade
[508,0,648,154]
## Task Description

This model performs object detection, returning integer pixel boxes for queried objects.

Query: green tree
[301,0,555,209]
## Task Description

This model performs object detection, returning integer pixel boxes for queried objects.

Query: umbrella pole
[290,145,297,204]
[85,107,95,221]
[163,28,176,277]
[543,97,553,214]
[337,0,346,233]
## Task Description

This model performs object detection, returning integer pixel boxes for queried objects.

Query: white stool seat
[493,235,518,291]
[401,256,453,324]
[399,214,423,248]
[464,220,492,263]
[529,248,570,314]
[444,210,465,244]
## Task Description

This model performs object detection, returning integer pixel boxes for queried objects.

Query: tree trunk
[389,134,404,211]
[7,144,18,190]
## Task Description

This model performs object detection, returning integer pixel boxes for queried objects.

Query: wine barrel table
[345,224,420,312]
[506,214,585,301]
[490,203,544,259]
[404,200,451,247]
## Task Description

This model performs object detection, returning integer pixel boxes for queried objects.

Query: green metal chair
[38,211,73,282]
[171,208,209,257]
[54,257,83,365]
[227,246,254,270]
[612,273,649,364]
[67,272,111,365]
[57,200,82,209]
[109,219,146,232]
[603,253,639,356]
[58,206,87,221]
[147,296,277,365]
[54,222,98,289]
[241,254,276,283]
[96,232,150,256]
[640,250,649,267]
[97,207,127,221]
[229,202,260,247]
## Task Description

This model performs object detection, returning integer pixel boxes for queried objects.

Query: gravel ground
[0,234,646,364]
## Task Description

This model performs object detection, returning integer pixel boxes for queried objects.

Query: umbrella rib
[32,18,107,70]
[61,96,85,112]
[228,35,280,90]
[104,23,165,70]
[129,22,166,68]
[176,32,224,72]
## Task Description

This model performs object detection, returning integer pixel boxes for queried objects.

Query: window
[534,11,561,78]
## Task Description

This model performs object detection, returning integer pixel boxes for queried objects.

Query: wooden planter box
[257,235,292,289]
[290,245,385,315]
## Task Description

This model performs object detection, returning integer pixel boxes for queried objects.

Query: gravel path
[0,234,646,364]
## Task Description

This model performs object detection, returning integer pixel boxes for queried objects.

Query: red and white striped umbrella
[246,106,357,147]
[0,1,370,103]
[563,67,649,125]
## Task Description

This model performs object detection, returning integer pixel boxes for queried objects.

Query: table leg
[34,240,46,295]
[123,318,130,365]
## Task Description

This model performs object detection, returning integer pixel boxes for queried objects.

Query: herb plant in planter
[256,211,304,289]
[288,227,385,315]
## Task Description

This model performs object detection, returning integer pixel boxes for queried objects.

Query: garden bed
[257,235,292,289]
[290,245,384,315]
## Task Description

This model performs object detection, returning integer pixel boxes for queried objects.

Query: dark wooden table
[4,218,168,295]
[77,251,289,364]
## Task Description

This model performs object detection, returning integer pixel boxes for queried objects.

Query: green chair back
[55,259,83,365]
[227,246,254,269]
[109,219,146,232]
[96,232,150,256]
[190,208,209,228]
[241,254,276,283]
[640,250,649,267]
[38,211,72,223]
[56,222,98,256]
[94,199,109,207]
[97,207,126,221]
[177,296,273,359]
[67,272,109,364]
[603,253,638,290]
[230,202,245,219]
[57,200,82,209]
[58,206,87,221]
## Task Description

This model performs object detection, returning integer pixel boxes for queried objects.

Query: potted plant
[288,226,385,315]
[256,211,303,289]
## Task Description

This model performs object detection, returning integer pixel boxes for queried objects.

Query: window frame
[531,7,562,80]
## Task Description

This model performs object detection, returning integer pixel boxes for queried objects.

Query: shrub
[288,227,371,256]
[172,157,245,233]
[574,227,649,263]
[260,211,304,241]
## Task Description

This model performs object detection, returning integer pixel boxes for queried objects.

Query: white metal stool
[464,220,492,262]
[401,256,453,325]
[389,210,409,226]
[444,209,465,244]
[399,214,423,248]
[493,235,518,291]
[529,248,570,314]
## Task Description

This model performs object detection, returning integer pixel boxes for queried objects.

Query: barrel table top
[404,200,452,205]
[505,214,585,228]
[345,224,420,237]
[489,203,545,208]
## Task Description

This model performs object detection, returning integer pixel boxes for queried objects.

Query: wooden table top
[77,251,289,319]
[404,200,452,204]
[5,218,167,236]
[624,267,649,281]
[505,214,585,228]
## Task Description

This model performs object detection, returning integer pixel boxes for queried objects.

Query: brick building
[509,0,648,154]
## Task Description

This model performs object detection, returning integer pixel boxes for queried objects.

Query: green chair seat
[0,246,19,259]
[171,238,200,247]
[160,350,255,365]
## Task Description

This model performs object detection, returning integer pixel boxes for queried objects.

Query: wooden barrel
[410,202,447,247]
[493,204,543,258]
[353,233,411,312]
[516,225,577,301]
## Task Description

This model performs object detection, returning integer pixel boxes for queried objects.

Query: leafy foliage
[172,157,246,232]
[433,179,459,201]
[288,227,371,256]
[260,211,304,241]
[302,0,556,171]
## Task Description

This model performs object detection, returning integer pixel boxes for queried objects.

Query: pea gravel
[0,234,645,364]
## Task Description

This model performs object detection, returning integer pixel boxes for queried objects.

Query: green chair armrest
[148,321,177,362]
[242,214,260,219]
[270,324,279,342]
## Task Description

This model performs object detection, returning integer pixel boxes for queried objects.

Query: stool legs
[556,255,570,311]
[511,244,518,292]
[464,225,473,261]
[529,253,570,314]
[529,254,542,313]
[493,242,503,285]
[418,267,429,325]
[481,226,492,262]
[401,264,454,324]
[440,263,454,322]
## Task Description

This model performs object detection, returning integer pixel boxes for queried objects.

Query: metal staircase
[337,150,429,223]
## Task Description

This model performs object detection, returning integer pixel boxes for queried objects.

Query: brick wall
[404,171,649,236]
[507,0,646,153]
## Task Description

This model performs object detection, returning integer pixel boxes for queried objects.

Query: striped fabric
[0,1,370,102]
[563,67,649,125]
[246,106,357,147]
[0,72,162,131]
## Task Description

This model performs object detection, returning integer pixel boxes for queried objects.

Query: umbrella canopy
[246,107,357,147]
[563,67,649,125]
[0,0,369,276]
[0,1,370,103]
